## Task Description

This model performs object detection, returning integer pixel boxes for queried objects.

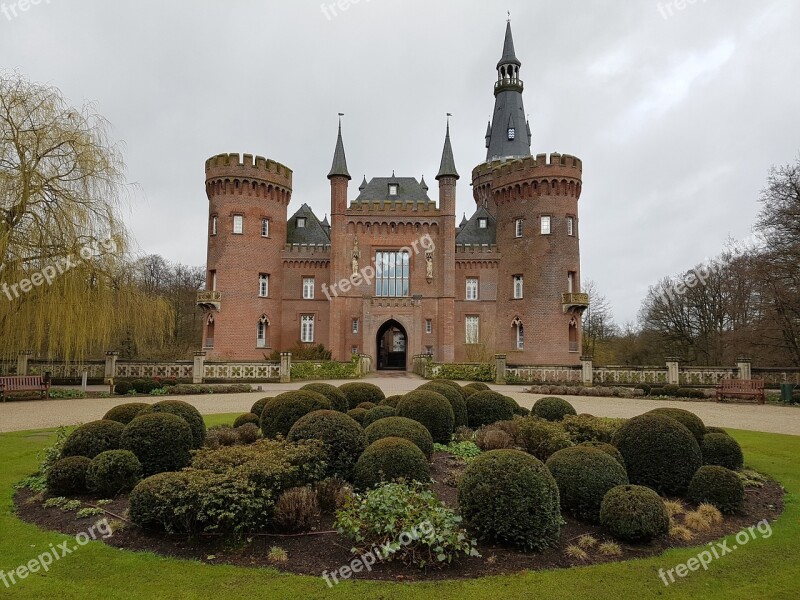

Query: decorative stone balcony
[562,292,589,314]
[196,290,221,311]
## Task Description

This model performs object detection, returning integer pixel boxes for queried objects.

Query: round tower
[201,153,292,359]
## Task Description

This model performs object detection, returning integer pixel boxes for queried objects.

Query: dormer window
[478,218,488,229]
[296,217,306,228]
[388,184,398,196]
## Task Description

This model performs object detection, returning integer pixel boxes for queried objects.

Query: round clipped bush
[346,408,368,426]
[128,471,188,531]
[288,410,367,480]
[103,402,149,425]
[362,405,397,428]
[62,420,125,459]
[339,382,385,409]
[599,484,670,542]
[233,413,260,428]
[250,397,275,417]
[687,465,745,514]
[467,382,491,391]
[466,391,515,428]
[532,397,577,422]
[301,383,349,412]
[47,456,91,495]
[356,402,377,411]
[612,414,702,495]
[353,437,431,490]
[458,449,561,550]
[701,433,744,471]
[364,416,434,459]
[114,381,133,395]
[646,408,706,443]
[260,391,331,438]
[462,385,481,398]
[121,413,193,476]
[579,441,626,468]
[705,426,730,436]
[546,446,629,523]
[516,417,573,461]
[419,382,468,428]
[379,395,404,408]
[432,379,468,399]
[396,390,455,444]
[140,400,206,448]
[86,450,142,496]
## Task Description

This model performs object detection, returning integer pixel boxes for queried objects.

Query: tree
[0,72,171,361]
[581,280,617,362]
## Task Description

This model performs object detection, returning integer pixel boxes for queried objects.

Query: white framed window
[233,214,243,234]
[465,316,479,344]
[302,277,315,299]
[375,251,410,297]
[352,318,359,334]
[258,274,269,297]
[296,217,306,228]
[256,315,268,348]
[540,215,551,235]
[466,277,479,301]
[513,275,524,299]
[389,184,398,196]
[425,319,432,334]
[516,323,524,350]
[478,218,488,229]
[211,215,218,236]
[300,315,315,343]
[261,218,270,237]
[515,219,523,238]
[567,216,574,236]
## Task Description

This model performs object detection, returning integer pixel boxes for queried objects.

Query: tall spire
[497,20,521,69]
[327,114,351,180]
[436,116,459,180]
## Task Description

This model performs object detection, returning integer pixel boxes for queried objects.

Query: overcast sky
[2,0,799,324]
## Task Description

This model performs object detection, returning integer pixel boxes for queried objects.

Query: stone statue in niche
[425,249,434,282]
[352,237,360,276]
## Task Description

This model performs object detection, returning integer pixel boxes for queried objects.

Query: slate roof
[497,21,521,68]
[286,203,331,245]
[436,122,459,180]
[327,121,351,180]
[352,177,432,204]
[456,206,496,245]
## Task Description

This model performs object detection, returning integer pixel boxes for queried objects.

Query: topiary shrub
[353,437,431,490]
[612,414,702,495]
[301,383,349,412]
[260,391,331,438]
[579,441,626,468]
[458,449,561,551]
[599,484,670,542]
[465,391,516,428]
[114,381,133,395]
[546,446,629,523]
[140,400,206,448]
[475,425,515,450]
[418,382,469,428]
[47,456,91,495]
[701,433,744,471]
[356,402,377,411]
[103,403,149,425]
[396,390,455,444]
[236,423,262,444]
[346,408,368,426]
[516,417,573,461]
[251,397,275,417]
[687,466,745,514]
[462,385,481,398]
[339,382,385,409]
[562,414,624,443]
[288,410,366,480]
[646,408,706,443]
[467,382,490,391]
[86,450,142,496]
[362,405,396,428]
[234,413,261,428]
[379,395,404,408]
[532,397,577,422]
[61,420,125,459]
[121,413,193,476]
[364,416,434,459]
[705,426,730,436]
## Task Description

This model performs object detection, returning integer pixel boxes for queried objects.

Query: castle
[197,22,588,368]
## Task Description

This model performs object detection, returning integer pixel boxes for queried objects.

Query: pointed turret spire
[485,121,492,148]
[420,175,428,191]
[497,20,521,68]
[436,117,459,180]
[327,114,351,180]
[459,213,468,228]
[359,175,367,191]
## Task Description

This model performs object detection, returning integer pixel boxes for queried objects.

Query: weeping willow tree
[0,72,172,361]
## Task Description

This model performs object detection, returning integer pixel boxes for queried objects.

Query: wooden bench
[715,379,765,405]
[0,375,51,402]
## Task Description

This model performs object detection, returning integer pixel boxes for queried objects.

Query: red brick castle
[197,22,588,368]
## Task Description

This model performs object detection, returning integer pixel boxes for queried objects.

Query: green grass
[0,418,798,599]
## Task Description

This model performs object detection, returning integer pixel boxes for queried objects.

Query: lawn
[0,415,797,599]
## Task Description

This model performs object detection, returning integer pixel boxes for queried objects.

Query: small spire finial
[507,10,510,23]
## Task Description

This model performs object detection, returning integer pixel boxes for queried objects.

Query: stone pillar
[16,351,31,376]
[192,351,206,384]
[580,355,593,386]
[736,358,752,380]
[359,354,371,377]
[666,357,680,385]
[104,351,119,383]
[494,354,507,385]
[280,352,292,384]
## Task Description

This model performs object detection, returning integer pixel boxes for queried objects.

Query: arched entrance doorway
[376,320,407,370]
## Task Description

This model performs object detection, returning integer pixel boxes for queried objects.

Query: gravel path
[1,376,798,435]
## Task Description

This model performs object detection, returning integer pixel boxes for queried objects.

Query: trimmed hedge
[579,441,626,468]
[61,420,125,459]
[612,414,702,495]
[458,449,561,551]
[467,382,491,391]
[546,446,629,523]
[364,416,435,459]
[562,414,624,444]
[646,408,706,443]
[687,465,745,514]
[701,433,744,471]
[346,408,368,426]
[599,484,670,542]
[86,450,142,496]
[339,382,385,409]
[353,437,431,490]
[418,382,469,428]
[516,417,574,461]
[103,403,149,425]
[121,413,193,476]
[301,383,349,412]
[379,395,404,408]
[234,413,261,428]
[396,390,455,444]
[260,391,331,438]
[356,402,377,411]
[47,456,91,495]
[465,391,516,428]
[251,397,275,417]
[140,400,206,448]
[362,405,397,428]
[288,410,366,480]
[532,397,577,422]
